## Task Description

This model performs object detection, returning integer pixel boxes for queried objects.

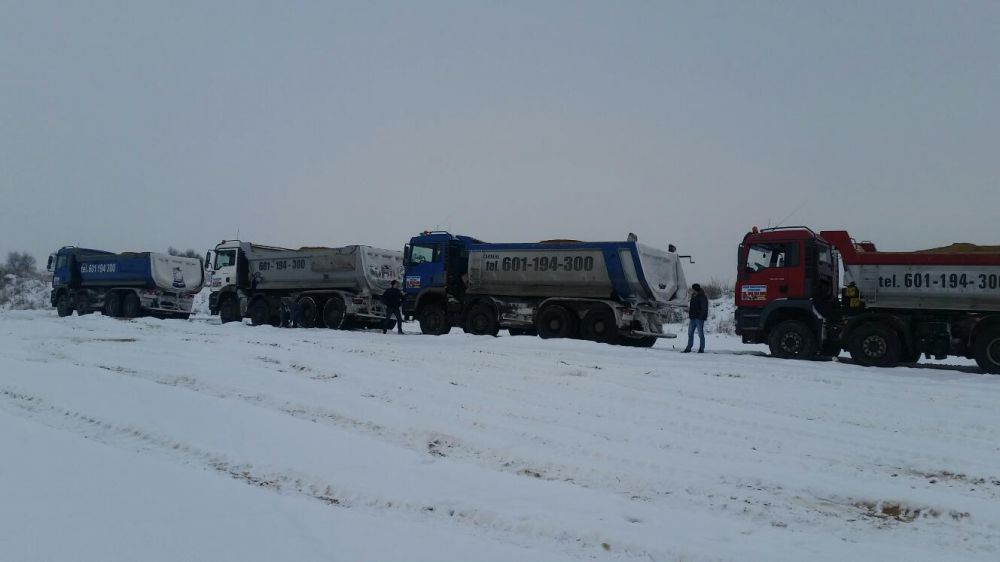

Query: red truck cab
[735,227,839,358]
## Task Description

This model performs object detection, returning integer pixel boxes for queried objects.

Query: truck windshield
[746,243,797,272]
[409,245,439,264]
[214,250,236,269]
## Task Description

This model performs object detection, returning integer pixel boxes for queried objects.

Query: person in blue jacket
[682,283,709,353]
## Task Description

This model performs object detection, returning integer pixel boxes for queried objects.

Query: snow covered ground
[1,308,998,561]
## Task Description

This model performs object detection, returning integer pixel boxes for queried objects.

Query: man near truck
[682,283,708,353]
[381,280,405,335]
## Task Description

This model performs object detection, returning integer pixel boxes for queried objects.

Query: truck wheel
[121,292,141,319]
[767,320,817,359]
[296,297,318,328]
[848,323,901,367]
[56,293,73,317]
[580,308,619,344]
[323,297,346,329]
[537,305,577,339]
[973,326,1000,374]
[249,298,271,326]
[104,292,122,318]
[465,304,499,336]
[418,304,451,335]
[219,297,241,324]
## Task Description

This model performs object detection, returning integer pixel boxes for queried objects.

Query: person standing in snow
[682,283,708,353]
[279,296,296,328]
[381,280,405,335]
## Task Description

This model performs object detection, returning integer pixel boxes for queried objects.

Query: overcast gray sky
[2,1,998,282]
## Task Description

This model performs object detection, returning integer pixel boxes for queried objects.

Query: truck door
[444,240,469,296]
[51,252,72,288]
[737,240,806,307]
[404,242,444,295]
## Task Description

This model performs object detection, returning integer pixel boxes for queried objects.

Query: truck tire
[249,298,271,326]
[464,304,499,336]
[323,297,346,329]
[56,293,73,317]
[767,320,817,359]
[121,292,141,319]
[580,308,619,344]
[219,296,241,324]
[537,305,577,339]
[296,297,319,328]
[104,292,122,318]
[973,326,1000,374]
[848,323,901,368]
[418,303,451,335]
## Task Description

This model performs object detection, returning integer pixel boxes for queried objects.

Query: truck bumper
[140,290,196,314]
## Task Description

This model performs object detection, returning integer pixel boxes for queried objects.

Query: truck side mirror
[46,254,55,272]
[205,251,212,269]
[403,245,411,264]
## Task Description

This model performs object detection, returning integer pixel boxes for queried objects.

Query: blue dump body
[76,252,159,288]
[52,247,204,292]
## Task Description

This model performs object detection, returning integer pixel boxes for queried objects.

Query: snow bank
[0,272,50,310]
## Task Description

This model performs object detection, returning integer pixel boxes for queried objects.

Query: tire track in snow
[0,386,682,562]
[64,356,825,524]
[72,359,675,500]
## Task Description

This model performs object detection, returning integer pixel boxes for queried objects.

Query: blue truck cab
[402,231,481,315]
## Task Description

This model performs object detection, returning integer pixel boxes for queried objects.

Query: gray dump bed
[846,263,1000,312]
[466,241,687,304]
[247,245,403,294]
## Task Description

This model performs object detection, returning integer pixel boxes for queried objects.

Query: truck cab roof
[410,231,485,245]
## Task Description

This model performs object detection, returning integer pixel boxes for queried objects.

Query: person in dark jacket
[279,296,296,328]
[381,280,405,334]
[682,283,709,353]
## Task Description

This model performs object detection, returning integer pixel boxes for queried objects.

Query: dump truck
[735,227,1000,373]
[402,231,688,346]
[47,246,204,319]
[205,240,403,328]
